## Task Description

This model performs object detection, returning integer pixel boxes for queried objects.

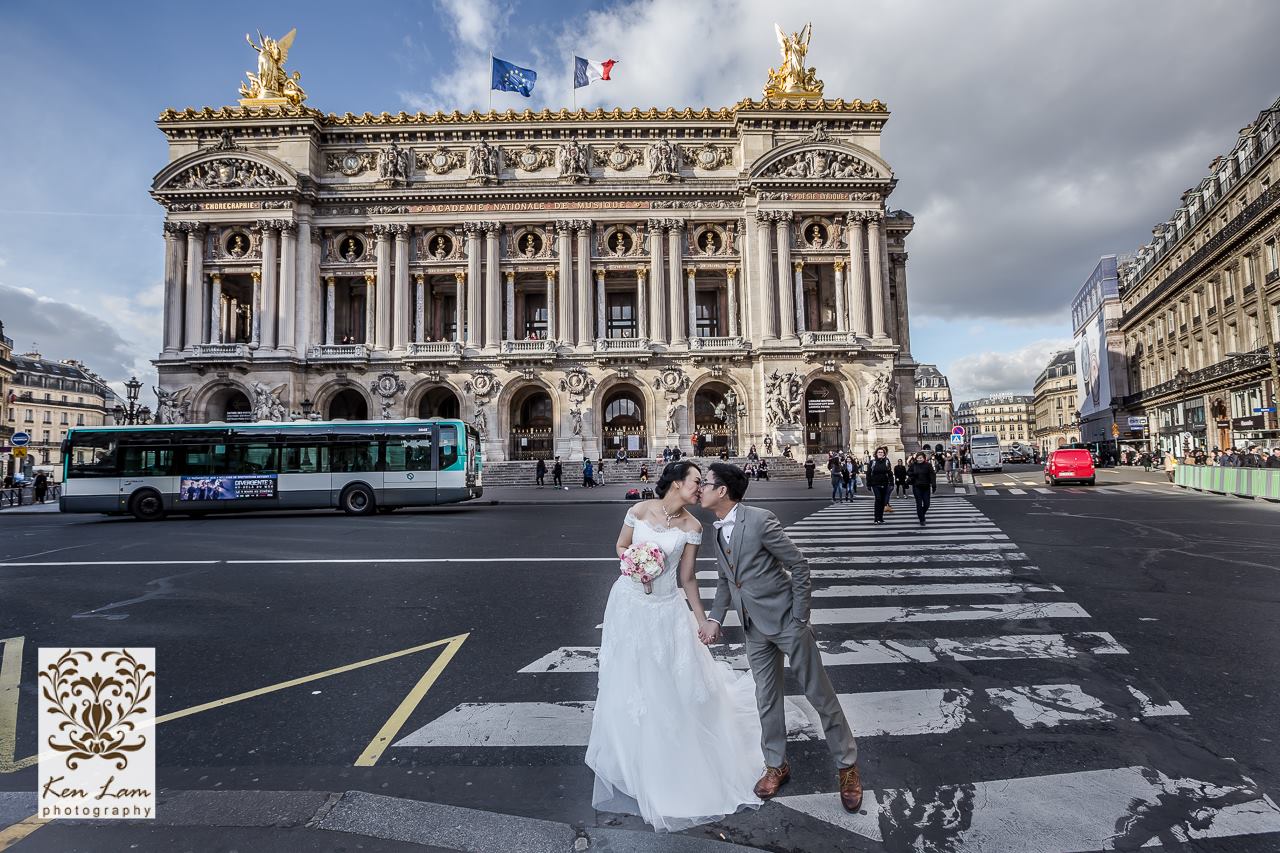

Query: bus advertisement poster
[178,474,278,501]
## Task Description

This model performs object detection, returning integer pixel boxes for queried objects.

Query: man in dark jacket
[535,458,547,487]
[803,458,816,488]
[866,447,895,524]
[893,459,908,497]
[907,451,937,526]
[552,457,563,487]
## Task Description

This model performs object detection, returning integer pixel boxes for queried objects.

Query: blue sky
[2,0,1277,403]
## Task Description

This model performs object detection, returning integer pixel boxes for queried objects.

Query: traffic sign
[1253,407,1277,414]
[12,447,27,458]
[1111,423,1120,437]
[950,434,965,445]
[1127,416,1148,429]
[11,431,29,447]
[951,426,965,436]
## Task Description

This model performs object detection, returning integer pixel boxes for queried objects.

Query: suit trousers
[745,619,857,770]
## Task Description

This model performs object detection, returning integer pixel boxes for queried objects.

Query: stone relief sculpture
[558,138,590,182]
[473,406,489,439]
[379,142,411,182]
[467,140,499,184]
[763,149,877,180]
[172,159,286,190]
[559,370,596,436]
[250,381,287,421]
[154,386,191,425]
[867,370,901,426]
[648,137,680,182]
[763,369,803,426]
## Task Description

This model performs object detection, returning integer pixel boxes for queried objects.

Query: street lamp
[1109,401,1120,465]
[115,376,151,425]
[1174,366,1191,457]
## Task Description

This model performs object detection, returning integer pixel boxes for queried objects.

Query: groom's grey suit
[707,503,857,769]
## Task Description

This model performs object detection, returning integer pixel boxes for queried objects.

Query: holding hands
[697,619,721,645]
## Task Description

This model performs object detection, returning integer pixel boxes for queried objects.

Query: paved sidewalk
[0,501,59,514]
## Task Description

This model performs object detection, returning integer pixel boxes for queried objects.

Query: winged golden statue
[239,28,307,107]
[763,22,824,100]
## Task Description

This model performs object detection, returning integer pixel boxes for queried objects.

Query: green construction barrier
[1174,463,1280,500]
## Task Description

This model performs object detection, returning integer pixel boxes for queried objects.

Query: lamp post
[1174,366,1191,458]
[300,397,315,421]
[113,376,152,425]
[1109,401,1120,465]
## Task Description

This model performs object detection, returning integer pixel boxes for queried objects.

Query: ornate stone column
[392,225,410,351]
[847,212,870,337]
[647,219,667,344]
[363,271,377,346]
[414,273,426,342]
[259,222,280,349]
[576,220,593,348]
[833,258,847,332]
[297,220,317,353]
[249,269,262,349]
[208,273,223,344]
[556,221,574,344]
[464,223,482,348]
[894,251,912,354]
[686,266,698,342]
[545,267,557,340]
[324,275,336,345]
[775,213,795,339]
[374,226,392,350]
[866,210,887,340]
[793,259,806,334]
[505,271,516,341]
[636,265,649,340]
[453,269,467,344]
[183,226,205,350]
[278,223,297,351]
[162,223,184,353]
[726,265,739,338]
[667,222,685,346]
[595,269,607,340]
[754,212,777,341]
[484,223,501,350]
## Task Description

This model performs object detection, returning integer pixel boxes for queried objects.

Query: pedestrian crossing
[945,482,1174,498]
[396,497,1280,850]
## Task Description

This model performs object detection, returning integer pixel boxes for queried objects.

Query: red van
[1045,449,1096,486]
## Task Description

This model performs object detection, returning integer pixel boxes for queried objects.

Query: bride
[585,460,764,832]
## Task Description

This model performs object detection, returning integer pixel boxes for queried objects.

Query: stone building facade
[1032,349,1079,455]
[953,395,1035,448]
[152,40,917,462]
[7,352,115,480]
[1119,95,1280,454]
[914,363,953,450]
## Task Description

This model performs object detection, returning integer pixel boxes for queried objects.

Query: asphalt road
[1,474,1277,852]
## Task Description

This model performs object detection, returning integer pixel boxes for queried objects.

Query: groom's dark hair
[709,462,748,502]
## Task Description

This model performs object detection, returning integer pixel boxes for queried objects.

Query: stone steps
[479,456,808,486]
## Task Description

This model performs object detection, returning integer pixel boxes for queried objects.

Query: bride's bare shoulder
[628,499,658,519]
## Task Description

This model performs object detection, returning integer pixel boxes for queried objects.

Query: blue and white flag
[491,56,537,97]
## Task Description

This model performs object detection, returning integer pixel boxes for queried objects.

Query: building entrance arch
[419,387,460,419]
[692,381,735,457]
[328,389,368,420]
[509,386,553,460]
[601,386,647,459]
[205,387,252,422]
[805,379,844,455]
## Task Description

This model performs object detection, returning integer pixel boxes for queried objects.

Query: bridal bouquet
[620,542,665,594]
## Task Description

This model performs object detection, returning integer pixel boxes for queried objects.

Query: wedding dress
[585,508,764,832]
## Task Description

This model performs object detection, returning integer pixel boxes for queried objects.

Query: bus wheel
[340,484,376,515]
[129,489,166,521]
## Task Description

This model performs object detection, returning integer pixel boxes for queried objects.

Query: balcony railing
[594,337,651,353]
[1123,342,1279,405]
[190,343,250,360]
[407,340,464,358]
[306,344,370,362]
[800,331,856,347]
[502,339,559,355]
[689,336,747,351]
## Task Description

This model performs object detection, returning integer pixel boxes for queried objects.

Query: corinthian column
[414,273,426,343]
[556,221,574,343]
[595,269,607,340]
[324,275,336,345]
[454,270,466,344]
[505,271,516,341]
[484,224,500,349]
[775,213,795,339]
[162,224,184,353]
[847,212,870,337]
[259,222,280,349]
[545,267,558,340]
[249,269,262,349]
[636,266,649,340]
[392,226,410,351]
[183,226,205,350]
[576,220,593,347]
[364,271,377,346]
[374,226,392,350]
[793,260,806,334]
[208,273,223,344]
[667,222,685,346]
[755,213,777,341]
[685,266,698,341]
[833,259,847,332]
[278,223,297,351]
[647,219,667,344]
[867,210,887,340]
[464,223,482,348]
[726,265,739,338]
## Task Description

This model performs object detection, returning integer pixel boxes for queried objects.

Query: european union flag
[491,56,537,97]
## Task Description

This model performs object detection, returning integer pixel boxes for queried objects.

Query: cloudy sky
[2,0,1278,403]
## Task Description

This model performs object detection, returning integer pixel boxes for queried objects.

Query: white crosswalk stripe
[400,497,1280,847]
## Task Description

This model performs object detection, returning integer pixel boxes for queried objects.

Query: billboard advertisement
[178,474,277,501]
[1075,312,1109,420]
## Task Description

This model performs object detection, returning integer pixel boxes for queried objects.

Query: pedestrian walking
[866,447,894,524]
[583,458,594,488]
[535,457,547,487]
[596,458,606,486]
[33,472,48,503]
[803,458,816,489]
[830,460,843,503]
[907,451,937,527]
[553,457,563,487]
[839,459,853,501]
[893,458,908,497]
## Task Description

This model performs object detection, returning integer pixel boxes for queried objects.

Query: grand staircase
[479,456,808,487]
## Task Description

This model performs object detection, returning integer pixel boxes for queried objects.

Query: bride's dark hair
[655,460,701,498]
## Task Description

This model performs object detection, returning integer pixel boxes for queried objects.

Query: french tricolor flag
[573,56,617,89]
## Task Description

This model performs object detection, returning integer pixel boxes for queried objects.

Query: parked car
[1045,448,1096,486]
[1005,450,1031,464]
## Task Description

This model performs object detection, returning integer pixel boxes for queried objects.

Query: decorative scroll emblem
[503,145,556,172]
[593,142,644,171]
[653,368,691,396]
[169,159,286,190]
[328,149,378,177]
[416,146,464,175]
[370,372,407,399]
[680,143,734,170]
[464,370,502,402]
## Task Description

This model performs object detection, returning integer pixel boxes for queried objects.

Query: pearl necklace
[660,502,684,529]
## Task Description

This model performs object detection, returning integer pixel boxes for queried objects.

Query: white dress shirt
[713,503,740,546]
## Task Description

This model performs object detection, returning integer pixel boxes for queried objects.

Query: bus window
[280,442,322,474]
[327,441,378,473]
[438,426,460,470]
[401,436,434,471]
[120,445,174,477]
[180,444,230,475]
[229,442,279,474]
[67,434,118,477]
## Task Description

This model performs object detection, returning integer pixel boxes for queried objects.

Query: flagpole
[572,57,577,112]
[489,51,493,112]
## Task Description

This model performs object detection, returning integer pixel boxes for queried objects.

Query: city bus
[59,419,483,520]
[969,433,1003,473]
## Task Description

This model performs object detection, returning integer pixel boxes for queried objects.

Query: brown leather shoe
[753,763,790,799]
[838,764,864,812]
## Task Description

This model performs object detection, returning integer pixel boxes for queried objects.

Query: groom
[697,462,862,812]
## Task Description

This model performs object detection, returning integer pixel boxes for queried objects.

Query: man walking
[866,447,894,524]
[803,457,816,488]
[535,457,547,487]
[699,463,862,813]
[552,457,563,488]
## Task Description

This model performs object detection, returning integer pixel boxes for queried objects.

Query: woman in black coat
[893,459,908,497]
[866,447,895,523]
[907,450,937,526]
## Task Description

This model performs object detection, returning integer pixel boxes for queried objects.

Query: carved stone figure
[173,158,286,190]
[569,405,585,436]
[250,380,287,421]
[473,406,489,439]
[648,137,680,182]
[240,29,307,106]
[558,138,590,182]
[763,368,803,427]
[379,142,411,182]
[154,386,190,425]
[467,140,498,183]
[665,397,680,435]
[867,370,901,426]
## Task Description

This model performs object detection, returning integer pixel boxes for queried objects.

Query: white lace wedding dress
[585,509,764,832]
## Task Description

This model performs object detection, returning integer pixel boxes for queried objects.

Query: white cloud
[947,338,1073,403]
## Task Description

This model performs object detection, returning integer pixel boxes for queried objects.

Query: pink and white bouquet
[620,541,665,594]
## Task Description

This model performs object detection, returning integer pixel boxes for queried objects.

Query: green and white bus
[59,419,483,520]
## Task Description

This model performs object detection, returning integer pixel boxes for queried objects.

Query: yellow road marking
[354,633,468,766]
[0,814,47,850]
[2,633,470,773]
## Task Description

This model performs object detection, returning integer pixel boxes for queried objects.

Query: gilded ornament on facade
[240,29,307,107]
[763,23,824,100]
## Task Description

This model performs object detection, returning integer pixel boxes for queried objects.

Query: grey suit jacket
[707,503,811,636]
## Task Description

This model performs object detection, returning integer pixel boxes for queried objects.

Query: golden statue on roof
[763,22,824,100]
[239,28,307,107]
